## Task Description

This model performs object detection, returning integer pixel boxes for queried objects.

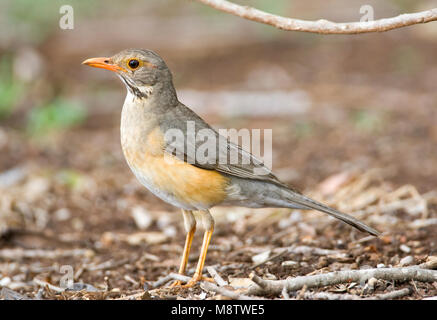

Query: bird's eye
[128,59,140,69]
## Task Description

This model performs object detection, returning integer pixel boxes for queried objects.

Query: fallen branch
[115,290,149,300]
[283,245,347,258]
[194,0,437,34]
[420,256,437,270]
[0,248,94,260]
[150,273,192,288]
[371,287,412,300]
[301,287,412,300]
[206,266,228,286]
[150,272,259,300]
[248,266,437,296]
[33,277,65,293]
[251,249,287,269]
[200,281,263,300]
[0,287,32,300]
[84,259,128,271]
[251,245,346,269]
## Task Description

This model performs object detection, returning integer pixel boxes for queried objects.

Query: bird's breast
[120,93,229,210]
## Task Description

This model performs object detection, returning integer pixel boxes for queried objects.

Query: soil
[0,32,436,300]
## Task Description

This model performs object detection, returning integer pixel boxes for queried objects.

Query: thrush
[82,49,380,287]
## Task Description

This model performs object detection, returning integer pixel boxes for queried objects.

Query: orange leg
[177,227,196,274]
[169,210,196,288]
[183,210,215,288]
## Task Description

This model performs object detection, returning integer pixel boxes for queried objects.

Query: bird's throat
[118,74,153,99]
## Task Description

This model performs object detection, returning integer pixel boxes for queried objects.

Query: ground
[1,5,437,299]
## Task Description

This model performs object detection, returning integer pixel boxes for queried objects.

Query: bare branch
[150,273,191,288]
[194,0,437,34]
[248,266,437,296]
[33,277,65,293]
[372,287,412,300]
[301,287,412,300]
[0,248,94,260]
[206,266,228,286]
[420,256,437,270]
[200,281,263,300]
[0,287,32,300]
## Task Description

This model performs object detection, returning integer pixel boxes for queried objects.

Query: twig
[301,291,362,300]
[411,218,437,229]
[248,267,437,296]
[115,290,148,300]
[419,256,437,270]
[350,235,379,245]
[300,287,412,300]
[0,287,32,300]
[0,248,93,260]
[150,273,192,288]
[194,0,437,34]
[206,266,228,286]
[251,249,288,269]
[33,277,65,293]
[200,281,263,300]
[283,245,347,259]
[371,287,412,300]
[281,286,290,299]
[124,275,140,287]
[84,259,128,271]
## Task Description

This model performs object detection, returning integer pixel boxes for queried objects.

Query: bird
[82,49,380,287]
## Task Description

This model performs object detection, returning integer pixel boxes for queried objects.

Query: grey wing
[160,103,288,187]
[159,104,380,236]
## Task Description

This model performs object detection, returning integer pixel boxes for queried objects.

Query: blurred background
[0,0,436,299]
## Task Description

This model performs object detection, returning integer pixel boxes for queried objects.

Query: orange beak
[82,57,124,72]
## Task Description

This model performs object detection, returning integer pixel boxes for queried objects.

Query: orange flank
[122,126,229,208]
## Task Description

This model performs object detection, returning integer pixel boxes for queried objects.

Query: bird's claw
[168,275,214,288]
[169,280,183,288]
[182,275,214,288]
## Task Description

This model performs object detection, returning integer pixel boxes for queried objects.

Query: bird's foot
[168,280,183,288]
[167,274,214,288]
[181,274,214,288]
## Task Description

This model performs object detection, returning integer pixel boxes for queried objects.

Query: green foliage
[27,99,87,135]
[6,0,58,44]
[293,121,314,139]
[56,169,84,190]
[3,0,101,45]
[0,55,24,119]
[352,109,385,133]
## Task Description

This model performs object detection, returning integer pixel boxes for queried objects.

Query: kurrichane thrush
[83,49,380,287]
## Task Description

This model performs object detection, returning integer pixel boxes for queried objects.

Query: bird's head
[82,49,174,99]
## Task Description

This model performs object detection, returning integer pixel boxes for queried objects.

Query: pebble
[228,278,253,289]
[317,256,329,268]
[0,277,11,286]
[399,255,414,266]
[0,167,27,188]
[400,244,411,253]
[131,206,153,230]
[251,250,271,264]
[125,232,167,245]
[359,265,373,270]
[281,260,299,269]
[66,283,100,292]
[264,273,277,280]
[54,208,71,221]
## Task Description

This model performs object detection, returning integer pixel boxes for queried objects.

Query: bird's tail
[284,190,380,236]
